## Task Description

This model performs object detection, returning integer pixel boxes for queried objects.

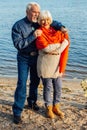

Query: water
[0,0,87,79]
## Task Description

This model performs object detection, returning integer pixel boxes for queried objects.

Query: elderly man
[12,2,66,124]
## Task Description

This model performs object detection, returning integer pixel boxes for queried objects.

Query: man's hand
[34,29,42,38]
[61,26,68,33]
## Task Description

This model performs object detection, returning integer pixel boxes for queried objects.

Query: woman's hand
[59,73,63,77]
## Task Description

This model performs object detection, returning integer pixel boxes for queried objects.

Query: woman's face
[40,18,51,29]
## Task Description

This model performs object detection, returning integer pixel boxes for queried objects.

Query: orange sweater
[36,27,70,73]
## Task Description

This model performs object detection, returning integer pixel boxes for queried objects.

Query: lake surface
[0,0,87,79]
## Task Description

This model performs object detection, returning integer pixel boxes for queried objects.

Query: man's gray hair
[38,10,53,24]
[26,2,40,11]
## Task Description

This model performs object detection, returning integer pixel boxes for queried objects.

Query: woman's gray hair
[38,10,53,24]
[26,2,40,11]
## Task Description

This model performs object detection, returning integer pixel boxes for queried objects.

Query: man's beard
[32,17,38,23]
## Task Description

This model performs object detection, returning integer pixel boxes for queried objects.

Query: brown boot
[46,105,55,119]
[53,104,64,119]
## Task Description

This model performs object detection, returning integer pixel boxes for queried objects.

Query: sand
[0,77,87,130]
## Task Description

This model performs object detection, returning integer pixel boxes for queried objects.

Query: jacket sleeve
[11,23,36,50]
[51,20,65,30]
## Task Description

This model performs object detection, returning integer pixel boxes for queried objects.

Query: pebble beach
[0,77,87,130]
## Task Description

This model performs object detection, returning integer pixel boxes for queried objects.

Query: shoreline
[0,76,82,86]
[0,77,82,92]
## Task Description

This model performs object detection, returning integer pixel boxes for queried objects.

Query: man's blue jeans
[12,54,40,116]
[42,77,62,107]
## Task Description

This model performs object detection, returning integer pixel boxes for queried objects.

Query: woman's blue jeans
[42,77,62,106]
[12,54,40,116]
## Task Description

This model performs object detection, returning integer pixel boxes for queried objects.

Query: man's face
[26,5,40,22]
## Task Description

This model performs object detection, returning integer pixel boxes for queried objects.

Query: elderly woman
[36,10,70,119]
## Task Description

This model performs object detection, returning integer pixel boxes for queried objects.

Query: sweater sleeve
[57,39,69,54]
[41,43,60,53]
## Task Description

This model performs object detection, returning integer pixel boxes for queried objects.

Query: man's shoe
[28,103,39,111]
[33,103,40,111]
[13,115,22,124]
